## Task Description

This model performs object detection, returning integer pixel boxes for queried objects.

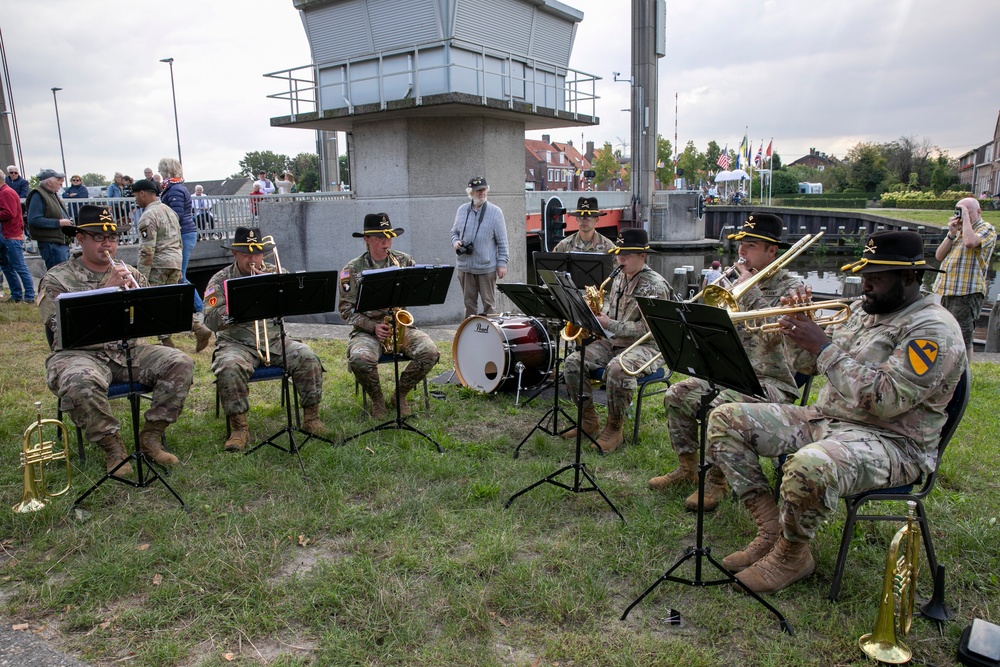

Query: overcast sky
[4,0,999,183]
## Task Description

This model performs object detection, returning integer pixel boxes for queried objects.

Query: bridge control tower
[267,0,598,321]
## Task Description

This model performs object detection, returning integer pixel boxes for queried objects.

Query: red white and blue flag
[716,145,730,170]
[753,141,764,168]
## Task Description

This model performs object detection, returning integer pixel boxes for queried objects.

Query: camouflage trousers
[347,328,440,397]
[146,268,182,287]
[212,339,323,417]
[46,346,194,443]
[707,403,923,543]
[663,378,796,456]
[563,339,663,422]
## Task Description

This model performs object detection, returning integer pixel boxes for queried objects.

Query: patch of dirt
[268,535,354,583]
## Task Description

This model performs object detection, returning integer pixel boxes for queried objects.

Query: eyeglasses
[8,171,17,175]
[83,232,120,243]
[71,179,81,183]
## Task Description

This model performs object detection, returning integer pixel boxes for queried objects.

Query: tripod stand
[339,264,453,452]
[224,270,340,471]
[57,283,196,511]
[619,297,791,634]
[505,270,623,521]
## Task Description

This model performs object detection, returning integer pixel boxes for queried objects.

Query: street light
[50,87,68,178]
[160,57,182,164]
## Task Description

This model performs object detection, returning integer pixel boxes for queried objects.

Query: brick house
[788,148,838,171]
[957,110,1000,196]
[524,135,592,191]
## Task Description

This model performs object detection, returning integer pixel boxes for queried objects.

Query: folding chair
[353,352,430,414]
[589,366,672,445]
[58,382,154,464]
[215,365,300,436]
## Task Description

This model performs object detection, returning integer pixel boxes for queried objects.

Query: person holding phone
[933,197,996,361]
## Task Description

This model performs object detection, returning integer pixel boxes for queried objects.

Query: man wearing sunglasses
[38,204,192,473]
[5,165,29,198]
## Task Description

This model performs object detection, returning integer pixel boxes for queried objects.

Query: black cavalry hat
[608,228,654,255]
[224,227,275,254]
[841,230,944,274]
[727,212,791,249]
[353,212,403,238]
[63,204,124,237]
[570,196,608,218]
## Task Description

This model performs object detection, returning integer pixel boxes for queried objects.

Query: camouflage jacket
[603,265,670,348]
[136,200,182,278]
[736,268,803,399]
[38,256,148,356]
[788,294,966,473]
[338,250,415,336]
[203,261,285,354]
[552,231,616,254]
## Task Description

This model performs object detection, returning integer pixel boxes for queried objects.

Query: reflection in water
[647,252,999,301]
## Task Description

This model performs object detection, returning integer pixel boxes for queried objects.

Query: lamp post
[50,87,68,178]
[160,57,182,164]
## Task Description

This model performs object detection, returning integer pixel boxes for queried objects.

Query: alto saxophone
[381,252,414,355]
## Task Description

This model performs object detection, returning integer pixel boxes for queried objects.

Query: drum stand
[506,334,624,520]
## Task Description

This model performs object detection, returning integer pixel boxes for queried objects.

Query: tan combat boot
[391,390,412,417]
[684,465,729,512]
[368,386,388,420]
[301,405,329,435]
[595,416,624,453]
[722,492,781,573]
[735,537,815,594]
[562,403,601,440]
[97,433,133,475]
[224,413,250,452]
[139,420,179,465]
[192,323,214,353]
[648,452,698,491]
[160,336,176,348]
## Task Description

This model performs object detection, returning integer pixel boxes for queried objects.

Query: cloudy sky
[4,0,999,183]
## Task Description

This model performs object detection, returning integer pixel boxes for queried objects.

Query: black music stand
[226,271,339,472]
[532,251,614,289]
[63,284,195,510]
[340,265,454,452]
[619,297,792,634]
[505,270,623,521]
[495,282,563,407]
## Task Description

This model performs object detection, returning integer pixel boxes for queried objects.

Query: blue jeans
[38,242,70,270]
[181,231,204,312]
[1,239,36,301]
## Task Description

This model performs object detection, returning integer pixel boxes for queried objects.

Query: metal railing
[265,38,599,121]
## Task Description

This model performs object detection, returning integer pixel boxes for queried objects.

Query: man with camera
[933,196,996,362]
[451,176,509,318]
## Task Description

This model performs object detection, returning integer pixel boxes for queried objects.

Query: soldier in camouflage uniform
[551,197,615,253]
[651,213,803,512]
[203,228,328,451]
[707,231,966,593]
[340,213,440,419]
[562,228,670,452]
[39,205,192,473]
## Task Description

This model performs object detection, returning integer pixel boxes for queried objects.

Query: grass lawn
[1,303,998,666]
[813,208,1000,228]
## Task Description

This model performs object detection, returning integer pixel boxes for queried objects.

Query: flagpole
[768,138,773,205]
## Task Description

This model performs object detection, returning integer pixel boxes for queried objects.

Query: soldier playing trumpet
[340,213,440,419]
[39,205,192,473]
[203,227,328,451]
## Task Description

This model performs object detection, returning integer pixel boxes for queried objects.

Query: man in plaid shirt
[933,197,996,361]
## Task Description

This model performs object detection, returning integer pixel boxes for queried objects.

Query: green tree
[675,141,704,187]
[289,152,319,192]
[236,151,290,179]
[80,173,107,187]
[655,135,673,188]
[845,142,888,193]
[770,151,782,171]
[339,154,350,188]
[704,141,721,175]
[591,142,619,189]
[929,154,956,195]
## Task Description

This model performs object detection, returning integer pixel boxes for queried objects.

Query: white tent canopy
[715,169,749,182]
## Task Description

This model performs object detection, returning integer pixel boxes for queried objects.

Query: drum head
[453,316,508,393]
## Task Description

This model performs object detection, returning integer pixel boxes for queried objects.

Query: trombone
[619,232,826,377]
[14,402,72,513]
[249,236,281,365]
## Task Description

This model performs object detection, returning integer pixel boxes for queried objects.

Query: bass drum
[453,316,554,393]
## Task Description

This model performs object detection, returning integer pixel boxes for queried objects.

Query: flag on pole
[765,139,773,162]
[736,133,748,169]
[717,144,730,170]
[753,141,764,168]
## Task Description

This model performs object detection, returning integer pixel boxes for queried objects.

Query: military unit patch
[340,269,351,293]
[207,296,218,308]
[906,339,939,376]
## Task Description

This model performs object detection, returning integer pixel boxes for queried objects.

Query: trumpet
[858,500,920,664]
[728,299,853,333]
[619,232,826,377]
[249,237,280,365]
[13,402,72,513]
[103,251,140,290]
[561,265,622,343]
